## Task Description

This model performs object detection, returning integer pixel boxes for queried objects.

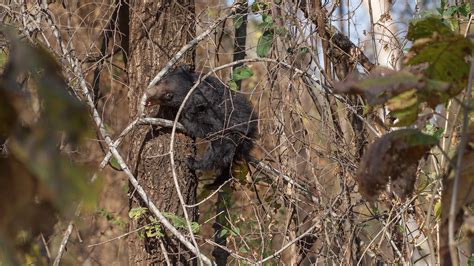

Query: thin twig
[448,49,474,266]
[185,179,232,208]
[464,15,473,37]
[256,222,320,264]
[159,238,172,266]
[357,196,418,265]
[88,224,147,248]
[40,233,51,260]
[424,157,441,266]
[204,239,255,264]
[367,0,378,65]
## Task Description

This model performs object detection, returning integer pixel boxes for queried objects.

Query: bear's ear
[180,64,195,73]
[177,64,195,82]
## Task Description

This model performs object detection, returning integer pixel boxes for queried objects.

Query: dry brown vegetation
[0,0,474,265]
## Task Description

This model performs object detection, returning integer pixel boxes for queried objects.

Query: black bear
[145,66,257,184]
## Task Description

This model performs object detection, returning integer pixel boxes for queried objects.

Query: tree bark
[126,0,197,265]
[210,3,249,265]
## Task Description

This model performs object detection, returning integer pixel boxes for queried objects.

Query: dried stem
[448,49,474,266]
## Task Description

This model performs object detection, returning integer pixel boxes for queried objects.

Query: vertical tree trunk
[126,1,197,265]
[210,3,248,265]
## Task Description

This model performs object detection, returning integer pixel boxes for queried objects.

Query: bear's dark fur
[146,66,257,184]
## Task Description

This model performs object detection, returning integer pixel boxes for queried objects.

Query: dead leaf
[356,129,437,200]
[333,69,450,127]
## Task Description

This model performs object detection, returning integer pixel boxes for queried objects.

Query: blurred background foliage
[0,32,98,264]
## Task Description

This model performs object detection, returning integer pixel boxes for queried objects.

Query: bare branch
[53,222,74,266]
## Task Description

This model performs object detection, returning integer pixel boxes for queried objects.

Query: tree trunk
[126,0,197,265]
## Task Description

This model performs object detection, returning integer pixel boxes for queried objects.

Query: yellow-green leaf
[257,30,274,57]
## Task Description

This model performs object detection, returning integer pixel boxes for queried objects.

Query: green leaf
[406,16,452,41]
[259,14,273,30]
[407,34,473,95]
[446,6,458,17]
[98,208,114,221]
[163,212,185,228]
[229,65,253,92]
[257,30,274,57]
[228,80,238,92]
[190,221,200,233]
[251,1,268,12]
[436,7,444,16]
[458,4,470,17]
[232,65,254,81]
[163,212,200,233]
[129,207,147,220]
[299,47,310,54]
[111,218,127,229]
[388,106,419,127]
[234,15,243,29]
[145,224,163,237]
[219,229,228,238]
[386,89,419,127]
[149,216,158,223]
[437,0,448,15]
[110,157,121,170]
[400,130,439,146]
[469,255,474,266]
[232,227,240,236]
[263,14,272,24]
[446,3,470,17]
[423,123,445,140]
